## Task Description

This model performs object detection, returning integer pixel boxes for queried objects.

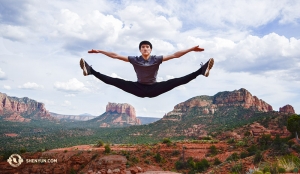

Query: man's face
[140,44,152,56]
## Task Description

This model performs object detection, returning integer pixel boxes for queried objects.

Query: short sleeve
[156,55,163,64]
[128,56,136,64]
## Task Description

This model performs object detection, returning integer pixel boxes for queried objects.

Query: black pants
[91,67,203,98]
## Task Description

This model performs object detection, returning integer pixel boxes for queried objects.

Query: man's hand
[191,45,204,52]
[88,49,99,53]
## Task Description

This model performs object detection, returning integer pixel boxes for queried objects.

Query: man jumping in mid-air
[80,40,214,98]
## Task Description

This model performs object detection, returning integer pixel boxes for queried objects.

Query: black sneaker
[80,58,92,76]
[200,58,214,77]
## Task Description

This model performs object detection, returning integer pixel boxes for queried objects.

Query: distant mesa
[0,92,55,122]
[50,112,97,121]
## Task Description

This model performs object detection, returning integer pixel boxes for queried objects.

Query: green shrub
[154,153,163,163]
[19,147,27,154]
[254,151,262,164]
[209,145,218,155]
[213,158,221,165]
[226,152,239,161]
[231,163,243,173]
[240,151,248,159]
[131,156,139,164]
[104,144,111,154]
[171,150,180,156]
[175,160,187,170]
[162,138,171,144]
[96,140,104,147]
[278,167,286,173]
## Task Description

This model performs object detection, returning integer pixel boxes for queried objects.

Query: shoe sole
[204,58,214,77]
[80,58,88,76]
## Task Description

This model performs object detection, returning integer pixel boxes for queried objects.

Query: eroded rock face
[0,92,55,122]
[213,88,273,112]
[106,102,136,120]
[95,103,141,127]
[279,104,295,114]
[163,88,275,122]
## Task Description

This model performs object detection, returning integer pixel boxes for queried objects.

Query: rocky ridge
[163,88,282,121]
[0,92,54,122]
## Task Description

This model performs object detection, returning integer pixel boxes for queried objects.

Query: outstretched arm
[162,45,204,62]
[88,49,129,62]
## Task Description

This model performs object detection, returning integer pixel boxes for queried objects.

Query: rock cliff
[106,102,136,120]
[279,104,295,114]
[0,92,55,122]
[163,88,275,121]
[91,102,141,127]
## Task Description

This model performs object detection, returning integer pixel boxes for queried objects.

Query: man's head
[139,40,152,58]
[139,40,152,50]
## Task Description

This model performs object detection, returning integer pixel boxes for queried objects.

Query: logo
[7,154,23,167]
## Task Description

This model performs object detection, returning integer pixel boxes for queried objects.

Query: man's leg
[80,58,147,97]
[147,58,214,97]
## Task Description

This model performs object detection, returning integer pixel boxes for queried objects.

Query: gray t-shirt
[128,55,163,85]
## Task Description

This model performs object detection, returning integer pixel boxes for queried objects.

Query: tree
[287,114,300,137]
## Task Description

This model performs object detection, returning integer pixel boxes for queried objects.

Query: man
[80,40,214,98]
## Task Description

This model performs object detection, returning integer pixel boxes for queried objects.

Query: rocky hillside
[122,88,295,138]
[0,92,55,122]
[87,103,141,127]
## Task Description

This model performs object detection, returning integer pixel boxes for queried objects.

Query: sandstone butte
[99,102,141,127]
[0,92,55,122]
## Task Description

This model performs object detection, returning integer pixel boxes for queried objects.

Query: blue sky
[0,0,299,117]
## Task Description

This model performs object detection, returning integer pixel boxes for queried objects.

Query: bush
[247,145,258,156]
[213,158,221,165]
[162,138,171,144]
[231,163,243,173]
[96,140,104,147]
[171,150,180,156]
[154,153,163,163]
[209,145,218,155]
[226,152,239,161]
[175,160,187,170]
[19,147,27,154]
[131,156,139,164]
[278,167,286,173]
[195,159,210,172]
[104,144,111,154]
[254,151,262,164]
[144,159,150,164]
[240,151,249,159]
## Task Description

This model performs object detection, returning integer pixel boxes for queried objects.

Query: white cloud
[0,68,6,80]
[166,75,175,80]
[54,78,88,92]
[62,100,71,106]
[18,82,44,90]
[65,94,75,97]
[3,85,11,90]
[110,73,126,80]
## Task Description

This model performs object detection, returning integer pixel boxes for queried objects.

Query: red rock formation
[279,104,295,114]
[98,102,141,126]
[106,102,136,119]
[214,88,273,112]
[0,92,55,122]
